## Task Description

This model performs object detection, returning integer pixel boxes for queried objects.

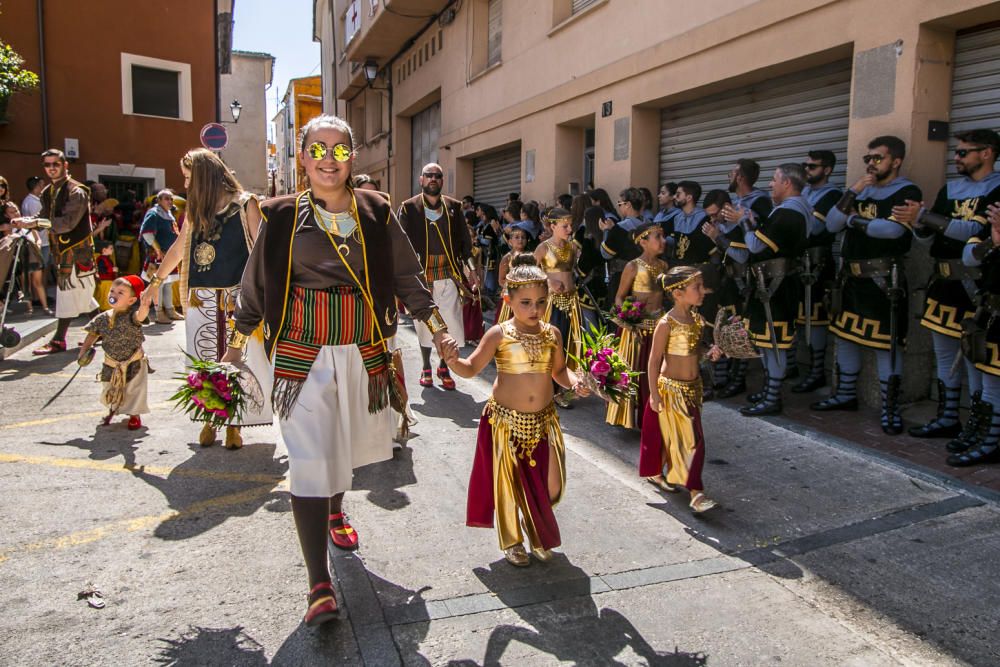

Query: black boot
[947,391,984,453]
[947,401,1000,466]
[741,374,783,416]
[908,380,962,438]
[784,347,800,380]
[747,370,769,404]
[712,358,731,390]
[880,375,903,435]
[716,359,747,399]
[811,364,859,411]
[791,345,827,393]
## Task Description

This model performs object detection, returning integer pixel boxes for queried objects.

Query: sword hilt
[78,347,96,367]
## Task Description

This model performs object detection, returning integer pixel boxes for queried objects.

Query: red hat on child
[123,274,145,299]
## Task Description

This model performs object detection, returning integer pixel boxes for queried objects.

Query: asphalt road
[0,318,997,666]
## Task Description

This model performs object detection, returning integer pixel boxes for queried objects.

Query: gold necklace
[502,320,552,362]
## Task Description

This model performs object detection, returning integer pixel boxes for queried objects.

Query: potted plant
[0,39,40,123]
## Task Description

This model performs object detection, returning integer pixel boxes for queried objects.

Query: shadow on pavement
[457,556,708,666]
[411,384,484,429]
[352,443,418,510]
[154,625,268,665]
[128,442,288,541]
[41,421,147,469]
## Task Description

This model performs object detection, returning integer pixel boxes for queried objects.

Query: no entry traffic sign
[200,123,229,151]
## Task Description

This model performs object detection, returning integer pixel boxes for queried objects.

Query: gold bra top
[665,313,703,356]
[540,240,576,272]
[633,258,666,293]
[495,321,557,374]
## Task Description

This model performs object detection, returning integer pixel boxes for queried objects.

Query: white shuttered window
[572,0,599,14]
[487,0,502,67]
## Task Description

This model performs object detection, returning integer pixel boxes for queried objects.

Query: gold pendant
[194,241,216,271]
[337,243,351,257]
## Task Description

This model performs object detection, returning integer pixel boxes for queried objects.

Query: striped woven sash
[272,285,392,419]
[424,253,452,283]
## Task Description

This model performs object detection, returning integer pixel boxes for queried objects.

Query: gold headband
[505,276,548,289]
[662,271,702,292]
[634,227,656,241]
[544,215,573,224]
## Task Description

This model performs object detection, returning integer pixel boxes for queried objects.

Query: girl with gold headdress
[639,265,723,512]
[494,226,529,323]
[606,222,668,430]
[444,254,590,567]
[534,207,593,407]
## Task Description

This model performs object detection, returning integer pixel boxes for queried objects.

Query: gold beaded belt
[657,376,703,406]
[485,397,558,467]
[548,291,578,312]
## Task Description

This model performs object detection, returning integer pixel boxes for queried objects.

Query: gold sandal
[689,492,718,513]
[503,544,530,567]
[199,423,217,447]
[645,475,679,493]
[224,426,243,450]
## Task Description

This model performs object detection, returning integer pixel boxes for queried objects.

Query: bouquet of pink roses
[170,354,247,428]
[569,325,641,404]
[610,296,646,327]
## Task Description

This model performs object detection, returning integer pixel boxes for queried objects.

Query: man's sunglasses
[802,162,826,170]
[306,142,353,162]
[422,171,443,180]
[862,154,886,165]
[955,147,986,158]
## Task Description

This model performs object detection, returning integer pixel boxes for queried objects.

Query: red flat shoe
[437,367,456,391]
[418,369,433,387]
[127,416,142,430]
[329,512,359,550]
[304,582,338,627]
[32,340,67,355]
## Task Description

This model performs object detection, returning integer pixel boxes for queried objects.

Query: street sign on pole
[200,123,229,151]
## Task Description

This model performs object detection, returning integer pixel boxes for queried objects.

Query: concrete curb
[0,316,57,360]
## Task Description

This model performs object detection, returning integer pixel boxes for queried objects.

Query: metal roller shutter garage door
[947,26,1000,178]
[473,146,521,210]
[411,102,441,196]
[659,60,852,194]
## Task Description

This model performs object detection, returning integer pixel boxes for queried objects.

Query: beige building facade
[315,0,1000,400]
[219,50,275,195]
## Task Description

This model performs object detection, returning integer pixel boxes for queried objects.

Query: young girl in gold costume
[494,228,529,323]
[534,208,591,407]
[445,254,589,566]
[606,222,667,430]
[639,265,722,512]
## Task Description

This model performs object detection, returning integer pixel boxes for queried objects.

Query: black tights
[290,492,344,590]
[53,317,72,343]
[420,345,448,372]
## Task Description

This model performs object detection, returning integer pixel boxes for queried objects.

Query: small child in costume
[444,254,590,567]
[80,275,153,430]
[494,227,529,323]
[94,240,118,311]
[606,221,668,431]
[639,265,723,512]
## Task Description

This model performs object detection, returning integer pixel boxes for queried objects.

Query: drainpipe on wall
[36,0,49,149]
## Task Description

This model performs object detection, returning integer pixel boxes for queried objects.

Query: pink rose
[591,359,611,377]
[187,374,203,389]
[617,372,630,387]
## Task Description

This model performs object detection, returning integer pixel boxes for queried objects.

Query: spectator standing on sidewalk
[10,151,95,346]
[140,189,182,323]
